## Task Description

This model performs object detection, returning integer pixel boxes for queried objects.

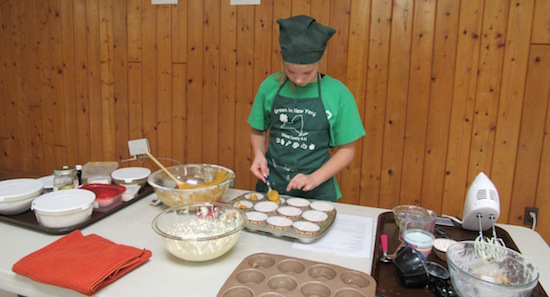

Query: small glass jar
[53,165,79,191]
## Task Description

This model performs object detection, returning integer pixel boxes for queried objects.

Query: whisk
[474,213,505,260]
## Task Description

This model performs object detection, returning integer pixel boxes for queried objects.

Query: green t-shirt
[248,73,366,147]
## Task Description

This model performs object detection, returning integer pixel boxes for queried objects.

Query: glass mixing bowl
[152,202,245,262]
[446,241,539,297]
[147,164,235,207]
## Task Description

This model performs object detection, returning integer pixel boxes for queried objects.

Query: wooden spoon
[141,148,187,189]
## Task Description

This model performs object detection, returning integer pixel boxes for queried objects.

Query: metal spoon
[380,234,393,263]
[265,175,280,201]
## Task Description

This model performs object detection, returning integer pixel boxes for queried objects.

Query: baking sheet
[229,192,336,243]
[0,184,153,235]
[217,252,376,297]
[371,211,548,297]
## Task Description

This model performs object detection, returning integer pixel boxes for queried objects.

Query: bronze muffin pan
[217,253,377,297]
[229,192,336,243]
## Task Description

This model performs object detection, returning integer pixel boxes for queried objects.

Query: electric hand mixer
[461,172,505,248]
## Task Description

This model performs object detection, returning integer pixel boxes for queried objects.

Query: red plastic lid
[81,184,126,200]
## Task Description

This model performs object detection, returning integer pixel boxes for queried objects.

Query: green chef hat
[277,15,336,65]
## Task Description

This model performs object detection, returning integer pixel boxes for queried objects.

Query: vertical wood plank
[60,0,79,163]
[141,0,158,157]
[172,0,187,64]
[532,0,550,44]
[360,0,392,207]
[291,0,310,16]
[171,63,187,166]
[127,0,142,62]
[467,1,508,184]
[400,0,436,207]
[22,0,40,108]
[0,1,6,140]
[48,0,68,164]
[113,0,129,164]
[271,0,290,73]
[99,0,116,160]
[36,0,56,171]
[421,0,460,214]
[156,5,172,160]
[186,0,203,163]
[512,45,550,226]
[202,0,220,164]
[12,0,34,171]
[251,0,273,186]
[218,0,237,171]
[234,5,255,190]
[379,0,413,209]
[73,0,92,165]
[1,1,17,169]
[535,46,550,242]
[128,62,147,168]
[442,0,484,217]
[492,0,534,225]
[86,0,103,161]
[339,0,370,205]
[310,0,330,74]
[327,0,350,82]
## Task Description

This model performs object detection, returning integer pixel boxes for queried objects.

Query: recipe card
[292,213,374,259]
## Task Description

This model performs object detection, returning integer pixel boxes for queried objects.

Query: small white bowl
[433,238,456,261]
[0,178,44,215]
[31,189,96,229]
[111,167,151,186]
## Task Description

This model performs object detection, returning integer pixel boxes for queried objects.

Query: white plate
[0,178,44,202]
[111,167,151,183]
[32,189,96,212]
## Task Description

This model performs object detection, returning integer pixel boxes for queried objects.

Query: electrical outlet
[128,138,150,156]
[523,207,538,226]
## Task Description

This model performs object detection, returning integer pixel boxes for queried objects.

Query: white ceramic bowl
[31,189,96,229]
[0,178,44,215]
[152,202,245,262]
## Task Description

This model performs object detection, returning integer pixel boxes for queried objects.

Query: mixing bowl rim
[152,202,245,241]
[147,163,235,192]
[446,240,540,289]
[392,204,437,220]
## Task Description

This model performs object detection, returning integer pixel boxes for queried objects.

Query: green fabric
[277,15,336,64]
[248,73,366,147]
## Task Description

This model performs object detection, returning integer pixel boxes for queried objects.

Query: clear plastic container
[81,161,119,185]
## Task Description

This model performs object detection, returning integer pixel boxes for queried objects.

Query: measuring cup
[399,208,437,256]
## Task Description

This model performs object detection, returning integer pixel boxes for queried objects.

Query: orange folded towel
[12,230,152,296]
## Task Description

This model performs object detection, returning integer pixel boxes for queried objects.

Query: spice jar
[53,165,79,191]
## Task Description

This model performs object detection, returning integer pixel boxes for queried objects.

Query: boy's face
[283,62,319,87]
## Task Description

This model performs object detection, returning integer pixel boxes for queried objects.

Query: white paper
[230,0,261,5]
[293,213,374,259]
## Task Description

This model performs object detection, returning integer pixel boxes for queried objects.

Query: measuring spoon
[380,234,393,263]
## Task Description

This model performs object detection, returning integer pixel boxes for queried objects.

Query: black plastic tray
[371,211,548,297]
[0,184,154,235]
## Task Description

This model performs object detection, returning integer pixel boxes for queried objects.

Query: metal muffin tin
[217,253,377,297]
[229,192,336,243]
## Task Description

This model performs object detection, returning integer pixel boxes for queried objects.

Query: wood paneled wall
[1,0,549,243]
